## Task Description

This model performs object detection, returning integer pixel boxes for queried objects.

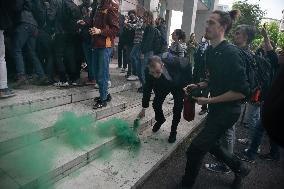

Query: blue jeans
[220,126,235,154]
[82,42,94,80]
[247,119,280,159]
[92,48,112,101]
[138,51,153,86]
[244,103,260,140]
[13,23,45,77]
[130,44,141,76]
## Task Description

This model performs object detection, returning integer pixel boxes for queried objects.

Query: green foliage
[228,0,266,40]
[277,32,284,49]
[250,36,263,51]
[266,21,280,45]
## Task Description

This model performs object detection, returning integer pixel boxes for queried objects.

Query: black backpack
[240,48,272,102]
[153,28,167,55]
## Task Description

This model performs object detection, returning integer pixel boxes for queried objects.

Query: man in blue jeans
[237,119,280,163]
[90,0,119,109]
[12,0,48,87]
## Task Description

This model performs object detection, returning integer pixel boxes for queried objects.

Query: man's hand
[137,108,146,119]
[89,27,101,35]
[192,97,211,105]
[183,84,199,94]
[77,20,86,25]
[260,26,268,38]
[140,54,144,59]
[44,1,50,9]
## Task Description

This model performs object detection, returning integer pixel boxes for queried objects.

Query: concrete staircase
[0,67,205,189]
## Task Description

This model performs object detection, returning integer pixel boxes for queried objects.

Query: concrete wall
[194,10,211,42]
[166,0,184,11]
[181,0,198,40]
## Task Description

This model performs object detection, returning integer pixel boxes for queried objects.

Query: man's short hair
[148,56,163,68]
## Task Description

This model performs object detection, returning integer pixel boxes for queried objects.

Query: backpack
[153,28,167,55]
[239,48,272,102]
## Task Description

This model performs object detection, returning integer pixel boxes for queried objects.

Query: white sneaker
[54,81,69,87]
[127,75,139,81]
[168,93,173,100]
[167,99,174,104]
[95,81,111,89]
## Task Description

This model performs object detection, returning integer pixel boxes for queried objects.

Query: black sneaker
[93,100,107,109]
[198,109,207,115]
[137,87,143,93]
[236,151,255,164]
[94,94,112,102]
[168,132,177,143]
[0,88,16,99]
[231,164,250,189]
[152,120,165,132]
[205,162,231,174]
[259,153,280,161]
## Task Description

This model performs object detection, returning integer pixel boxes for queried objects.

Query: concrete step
[0,90,143,156]
[52,109,205,189]
[0,101,175,189]
[0,75,140,120]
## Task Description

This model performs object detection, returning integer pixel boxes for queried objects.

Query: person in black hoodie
[77,0,98,85]
[0,1,16,98]
[139,10,156,87]
[137,55,192,143]
[181,10,250,189]
[121,10,136,79]
[12,0,49,87]
[34,0,56,84]
[52,0,81,87]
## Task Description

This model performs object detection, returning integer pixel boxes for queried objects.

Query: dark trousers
[153,87,183,133]
[13,23,45,77]
[247,119,280,159]
[183,110,243,187]
[201,88,209,111]
[37,30,54,80]
[118,42,127,69]
[53,33,79,82]
[125,45,134,76]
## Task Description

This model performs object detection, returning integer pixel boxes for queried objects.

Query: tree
[228,0,266,40]
[277,32,284,49]
[266,21,280,45]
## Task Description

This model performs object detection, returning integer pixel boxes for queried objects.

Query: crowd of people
[1,0,284,188]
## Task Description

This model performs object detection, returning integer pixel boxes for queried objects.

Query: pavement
[139,110,284,189]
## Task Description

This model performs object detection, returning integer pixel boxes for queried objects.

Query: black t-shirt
[206,41,249,113]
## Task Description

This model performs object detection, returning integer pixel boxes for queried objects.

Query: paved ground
[139,110,284,189]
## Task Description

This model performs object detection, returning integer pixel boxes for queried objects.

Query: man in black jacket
[52,0,81,87]
[0,1,16,98]
[34,0,56,84]
[137,55,192,143]
[181,10,250,189]
[12,0,49,87]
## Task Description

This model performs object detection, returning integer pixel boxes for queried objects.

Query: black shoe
[231,165,250,189]
[137,87,143,93]
[205,162,231,174]
[168,132,177,143]
[236,151,255,163]
[93,100,107,109]
[259,153,280,161]
[152,120,165,132]
[198,109,207,115]
[94,94,112,102]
